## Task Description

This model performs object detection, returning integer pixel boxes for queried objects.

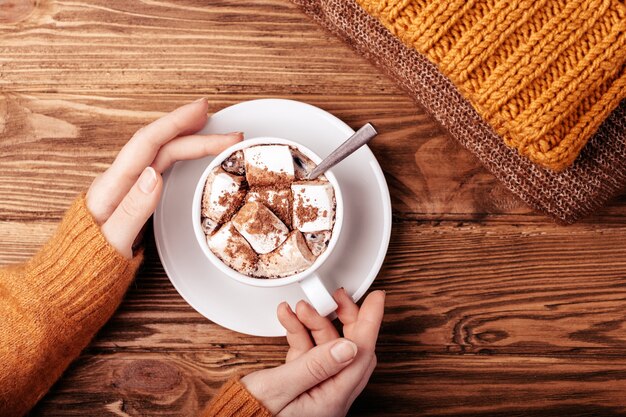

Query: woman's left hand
[86,98,242,258]
[241,289,385,417]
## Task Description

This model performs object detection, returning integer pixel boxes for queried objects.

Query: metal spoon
[306,123,378,180]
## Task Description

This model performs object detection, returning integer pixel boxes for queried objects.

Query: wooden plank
[98,222,626,356]
[5,221,626,356]
[0,0,387,94]
[2,93,625,222]
[0,0,621,221]
[31,351,626,416]
[2,0,626,415]
[0,92,524,221]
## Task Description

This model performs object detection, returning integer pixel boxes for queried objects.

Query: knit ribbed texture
[357,0,626,171]
[201,378,273,417]
[291,0,626,223]
[0,194,143,416]
[0,195,272,416]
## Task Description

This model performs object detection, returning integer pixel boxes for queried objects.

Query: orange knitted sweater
[356,0,626,171]
[0,195,271,417]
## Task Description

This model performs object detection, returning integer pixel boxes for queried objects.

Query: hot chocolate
[201,144,336,278]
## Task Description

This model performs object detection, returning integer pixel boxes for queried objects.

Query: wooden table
[2,1,626,416]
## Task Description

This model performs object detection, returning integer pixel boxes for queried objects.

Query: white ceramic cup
[192,137,344,316]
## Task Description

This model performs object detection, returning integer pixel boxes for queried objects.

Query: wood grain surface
[1,0,626,416]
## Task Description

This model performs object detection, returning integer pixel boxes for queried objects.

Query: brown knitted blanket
[292,0,626,223]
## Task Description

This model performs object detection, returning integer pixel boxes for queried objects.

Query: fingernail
[193,97,207,103]
[297,299,311,310]
[331,340,357,363]
[138,167,157,194]
[227,131,244,136]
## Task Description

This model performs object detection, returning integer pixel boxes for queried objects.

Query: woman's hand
[86,98,242,258]
[241,289,385,417]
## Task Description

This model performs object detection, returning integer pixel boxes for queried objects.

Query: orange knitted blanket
[357,0,626,171]
[292,0,626,223]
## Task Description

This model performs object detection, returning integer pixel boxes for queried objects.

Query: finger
[332,350,377,404]
[150,132,243,173]
[100,167,162,259]
[116,98,209,172]
[334,288,359,326]
[295,300,340,346]
[87,98,208,222]
[345,356,377,412]
[352,290,386,350]
[241,338,358,415]
[331,291,385,398]
[278,302,314,362]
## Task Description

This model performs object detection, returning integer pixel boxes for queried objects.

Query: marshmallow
[232,201,289,254]
[208,221,257,275]
[246,187,292,227]
[243,145,295,186]
[257,231,316,278]
[291,181,335,232]
[201,167,246,224]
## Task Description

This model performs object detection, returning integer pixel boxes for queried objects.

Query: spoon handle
[307,123,378,180]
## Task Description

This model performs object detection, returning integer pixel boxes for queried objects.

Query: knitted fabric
[0,195,270,416]
[0,194,143,416]
[201,378,273,417]
[291,0,626,223]
[357,0,626,171]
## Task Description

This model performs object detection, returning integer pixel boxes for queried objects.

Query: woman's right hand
[241,289,385,417]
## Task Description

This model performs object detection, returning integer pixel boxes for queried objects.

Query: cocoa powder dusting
[223,226,257,271]
[217,192,229,206]
[247,203,282,235]
[247,165,293,188]
[221,190,246,222]
[295,195,319,224]
[234,202,254,224]
[203,146,336,278]
[246,186,292,227]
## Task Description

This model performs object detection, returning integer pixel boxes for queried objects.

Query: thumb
[100,167,162,259]
[241,338,357,414]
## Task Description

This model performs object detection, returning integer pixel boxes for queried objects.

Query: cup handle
[299,273,338,317]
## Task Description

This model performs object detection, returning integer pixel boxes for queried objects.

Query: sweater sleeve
[201,378,273,417]
[0,194,143,416]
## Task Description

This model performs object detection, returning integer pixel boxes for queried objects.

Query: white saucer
[154,99,392,337]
